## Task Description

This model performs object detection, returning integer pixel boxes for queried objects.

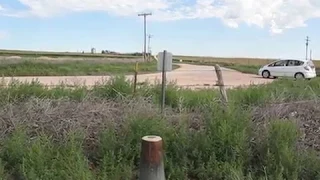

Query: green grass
[0,60,181,76]
[173,59,260,74]
[0,77,320,179]
[223,64,260,74]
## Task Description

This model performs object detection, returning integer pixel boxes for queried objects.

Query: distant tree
[132,52,143,56]
[101,50,105,54]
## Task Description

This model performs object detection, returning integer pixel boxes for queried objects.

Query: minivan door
[284,60,304,77]
[269,60,287,77]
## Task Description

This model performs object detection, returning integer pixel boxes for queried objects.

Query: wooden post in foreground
[139,136,165,180]
[214,64,228,105]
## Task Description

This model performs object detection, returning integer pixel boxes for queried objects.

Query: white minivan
[258,59,317,79]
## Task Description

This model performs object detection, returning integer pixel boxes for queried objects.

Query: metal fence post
[133,62,139,94]
[139,135,165,180]
[161,50,167,114]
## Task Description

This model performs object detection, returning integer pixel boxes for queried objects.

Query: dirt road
[1,63,273,89]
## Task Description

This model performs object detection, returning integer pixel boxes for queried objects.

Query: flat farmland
[174,55,320,66]
[0,49,140,58]
[174,55,320,75]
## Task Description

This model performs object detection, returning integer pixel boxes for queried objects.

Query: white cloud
[2,0,320,33]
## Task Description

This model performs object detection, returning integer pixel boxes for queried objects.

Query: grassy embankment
[0,49,168,76]
[0,76,320,179]
[0,58,181,76]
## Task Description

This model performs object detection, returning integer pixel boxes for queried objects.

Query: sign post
[157,51,172,114]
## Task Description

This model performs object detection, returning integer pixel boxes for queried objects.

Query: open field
[173,57,320,76]
[1,49,317,65]
[2,49,317,76]
[0,50,162,76]
[0,49,141,58]
[0,77,320,179]
[174,55,277,66]
[174,55,320,65]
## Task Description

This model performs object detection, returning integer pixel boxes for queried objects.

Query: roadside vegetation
[0,59,179,76]
[0,76,320,179]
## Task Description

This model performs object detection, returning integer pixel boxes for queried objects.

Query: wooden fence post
[214,64,228,105]
[139,136,165,180]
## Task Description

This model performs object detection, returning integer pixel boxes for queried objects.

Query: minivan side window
[273,60,287,66]
[268,63,275,67]
[287,60,303,66]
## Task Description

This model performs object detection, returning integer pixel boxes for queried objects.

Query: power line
[138,12,152,62]
[305,36,310,60]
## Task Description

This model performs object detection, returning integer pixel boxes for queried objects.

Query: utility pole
[310,49,312,60]
[138,12,152,62]
[305,36,310,60]
[147,34,153,61]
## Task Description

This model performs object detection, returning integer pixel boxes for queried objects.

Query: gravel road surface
[1,63,273,89]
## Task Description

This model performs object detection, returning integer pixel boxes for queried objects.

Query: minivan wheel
[262,70,270,78]
[294,72,305,79]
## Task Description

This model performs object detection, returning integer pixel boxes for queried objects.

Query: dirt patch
[3,56,22,60]
[37,56,54,60]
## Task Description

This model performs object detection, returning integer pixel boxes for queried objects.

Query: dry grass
[2,96,320,157]
[1,94,320,179]
[253,100,320,152]
[0,96,203,150]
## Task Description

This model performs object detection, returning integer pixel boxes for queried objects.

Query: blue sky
[0,0,320,59]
